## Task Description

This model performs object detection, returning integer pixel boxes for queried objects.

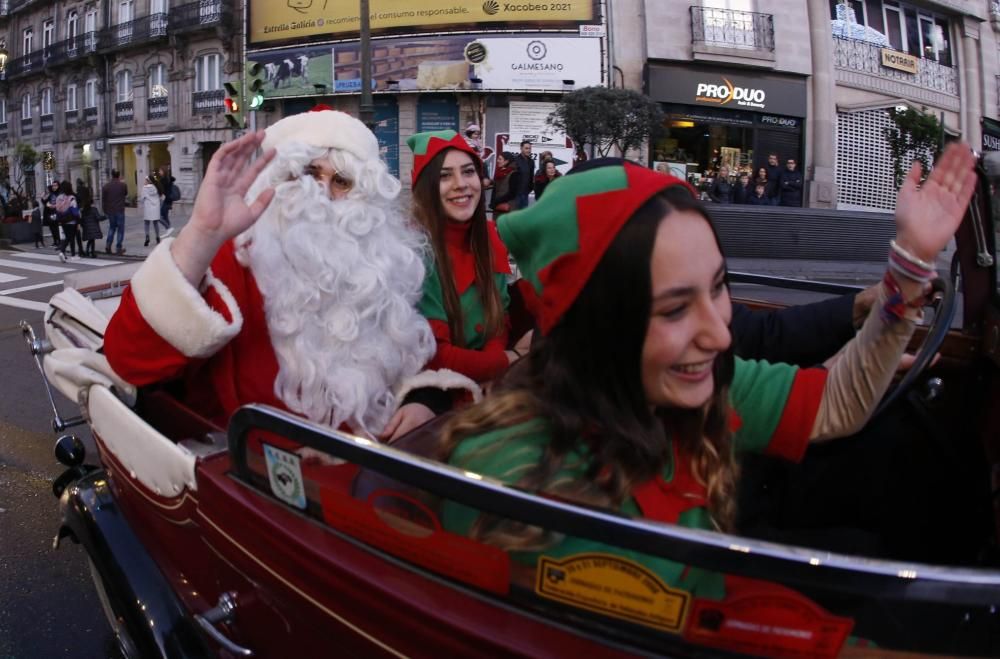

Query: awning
[106,134,175,145]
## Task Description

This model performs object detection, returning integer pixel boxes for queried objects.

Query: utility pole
[359,0,374,129]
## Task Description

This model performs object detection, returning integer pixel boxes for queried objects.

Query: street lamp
[0,43,9,74]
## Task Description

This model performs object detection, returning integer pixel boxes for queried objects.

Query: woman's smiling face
[438,149,481,223]
[641,209,732,409]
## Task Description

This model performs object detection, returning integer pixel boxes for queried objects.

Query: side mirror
[54,435,85,467]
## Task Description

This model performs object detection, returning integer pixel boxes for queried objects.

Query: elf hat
[497,161,697,335]
[406,129,479,185]
[262,106,380,162]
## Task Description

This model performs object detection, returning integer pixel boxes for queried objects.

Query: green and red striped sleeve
[729,358,828,463]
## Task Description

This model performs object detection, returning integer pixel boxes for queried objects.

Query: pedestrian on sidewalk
[55,180,80,262]
[44,181,60,247]
[102,169,128,255]
[153,165,176,235]
[141,176,161,246]
[80,198,104,258]
[30,199,43,248]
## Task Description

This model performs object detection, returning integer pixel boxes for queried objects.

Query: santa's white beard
[235,164,434,435]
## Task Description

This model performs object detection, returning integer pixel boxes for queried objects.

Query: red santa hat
[261,106,380,162]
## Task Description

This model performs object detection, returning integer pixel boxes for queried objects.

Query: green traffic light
[249,94,264,110]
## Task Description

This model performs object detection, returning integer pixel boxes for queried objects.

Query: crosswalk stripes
[0,249,128,314]
[12,253,124,268]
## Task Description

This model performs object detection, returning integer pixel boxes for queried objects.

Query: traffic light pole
[359,0,374,129]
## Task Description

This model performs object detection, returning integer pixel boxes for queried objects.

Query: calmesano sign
[694,78,766,109]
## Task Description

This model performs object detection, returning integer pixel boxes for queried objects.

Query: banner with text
[249,0,596,46]
[250,35,603,96]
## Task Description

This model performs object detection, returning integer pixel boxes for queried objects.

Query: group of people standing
[707,152,804,207]
[35,178,104,261]
[489,140,564,219]
[28,166,178,259]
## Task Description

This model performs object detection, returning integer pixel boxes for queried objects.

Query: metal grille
[835,108,931,212]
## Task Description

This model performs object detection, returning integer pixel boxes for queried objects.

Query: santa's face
[305,158,353,199]
[438,149,481,223]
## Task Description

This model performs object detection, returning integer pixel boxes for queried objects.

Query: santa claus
[105,109,468,436]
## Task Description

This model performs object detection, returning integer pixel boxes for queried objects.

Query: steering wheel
[871,254,958,418]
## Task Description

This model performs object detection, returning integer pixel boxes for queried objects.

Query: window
[85,79,97,108]
[21,93,31,119]
[118,0,134,24]
[149,63,168,97]
[151,0,168,14]
[116,70,132,103]
[830,1,953,67]
[40,88,52,115]
[65,84,77,112]
[42,20,54,49]
[22,28,33,55]
[194,54,221,92]
[67,10,78,38]
[0,99,7,125]
[85,8,97,32]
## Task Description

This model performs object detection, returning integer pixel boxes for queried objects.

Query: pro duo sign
[694,78,766,110]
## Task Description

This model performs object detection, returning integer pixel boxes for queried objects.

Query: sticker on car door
[263,443,307,510]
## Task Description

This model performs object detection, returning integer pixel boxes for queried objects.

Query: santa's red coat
[105,240,289,428]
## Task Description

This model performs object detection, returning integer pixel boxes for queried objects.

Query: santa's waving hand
[105,109,480,436]
[171,130,276,286]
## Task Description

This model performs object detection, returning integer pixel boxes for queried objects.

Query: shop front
[646,63,807,193]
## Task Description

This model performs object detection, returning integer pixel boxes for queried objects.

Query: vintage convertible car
[20,161,1000,658]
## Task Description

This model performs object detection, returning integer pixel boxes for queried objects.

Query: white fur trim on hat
[130,238,244,359]
[262,110,380,162]
[393,368,483,408]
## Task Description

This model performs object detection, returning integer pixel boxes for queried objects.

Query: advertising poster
[247,44,335,99]
[249,0,596,45]
[417,95,460,132]
[374,97,400,177]
[250,35,602,97]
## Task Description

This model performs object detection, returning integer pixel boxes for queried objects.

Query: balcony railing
[83,106,98,124]
[0,122,8,133]
[43,32,99,68]
[114,100,134,123]
[192,89,224,115]
[40,113,53,132]
[833,35,958,97]
[20,116,31,135]
[170,0,233,33]
[100,13,168,52]
[7,50,43,79]
[65,109,78,128]
[147,96,168,120]
[690,6,774,52]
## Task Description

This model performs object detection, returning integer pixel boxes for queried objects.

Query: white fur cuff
[394,368,483,408]
[130,238,244,358]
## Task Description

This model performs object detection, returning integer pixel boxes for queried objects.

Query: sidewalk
[104,206,191,260]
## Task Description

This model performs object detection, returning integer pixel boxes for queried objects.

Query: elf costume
[408,130,513,383]
[441,162,922,606]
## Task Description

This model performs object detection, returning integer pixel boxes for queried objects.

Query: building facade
[610,0,1000,212]
[0,0,240,210]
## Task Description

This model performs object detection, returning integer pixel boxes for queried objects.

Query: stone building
[610,0,1000,211]
[0,0,239,210]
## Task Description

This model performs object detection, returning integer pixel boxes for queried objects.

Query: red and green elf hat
[497,162,697,335]
[406,129,479,184]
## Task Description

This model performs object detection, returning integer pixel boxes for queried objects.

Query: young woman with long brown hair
[436,145,975,599]
[406,130,521,385]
